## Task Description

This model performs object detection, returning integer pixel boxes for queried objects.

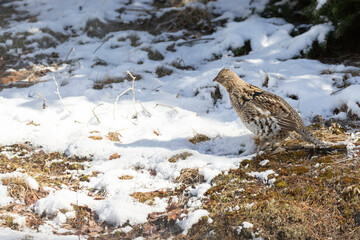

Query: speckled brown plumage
[213,68,326,150]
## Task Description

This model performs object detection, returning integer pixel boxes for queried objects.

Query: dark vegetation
[262,0,360,65]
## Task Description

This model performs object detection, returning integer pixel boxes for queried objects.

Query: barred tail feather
[297,128,326,148]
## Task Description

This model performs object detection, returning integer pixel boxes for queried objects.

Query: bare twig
[154,103,178,113]
[93,36,112,54]
[120,8,160,12]
[127,70,138,117]
[177,38,215,46]
[53,75,71,114]
[113,71,138,120]
[92,103,104,124]
[35,93,47,109]
[139,100,152,117]
[113,88,132,119]
[65,47,75,62]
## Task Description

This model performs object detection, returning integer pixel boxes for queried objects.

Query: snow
[34,189,96,216]
[0,172,39,206]
[316,0,327,10]
[0,0,359,238]
[248,170,276,185]
[0,227,86,240]
[179,209,210,235]
[24,176,39,190]
[242,221,254,228]
[259,160,269,166]
[0,185,12,208]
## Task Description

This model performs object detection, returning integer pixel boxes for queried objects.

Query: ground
[0,0,359,239]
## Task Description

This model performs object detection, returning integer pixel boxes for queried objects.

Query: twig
[330,87,348,95]
[139,100,152,117]
[53,75,71,114]
[154,103,178,113]
[120,8,160,12]
[152,85,162,91]
[65,47,75,62]
[127,70,138,117]
[113,88,132,119]
[191,127,199,136]
[177,38,215,46]
[93,36,112,54]
[35,93,47,109]
[92,103,104,124]
[113,71,138,120]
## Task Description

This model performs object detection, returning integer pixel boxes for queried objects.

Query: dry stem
[65,47,75,62]
[154,103,178,113]
[139,100,152,117]
[35,93,47,109]
[113,71,138,120]
[92,103,104,124]
[53,75,71,114]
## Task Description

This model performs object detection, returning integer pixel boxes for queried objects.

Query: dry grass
[0,123,359,239]
[156,65,173,77]
[1,177,37,205]
[0,66,51,90]
[142,47,164,61]
[93,73,142,90]
[168,152,193,163]
[0,215,19,230]
[188,133,211,144]
[0,144,98,233]
[171,58,195,70]
[185,125,360,240]
[174,168,204,185]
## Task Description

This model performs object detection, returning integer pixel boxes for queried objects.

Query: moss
[292,166,310,175]
[275,180,287,189]
[79,174,89,182]
[319,168,334,179]
[229,40,252,56]
[0,215,19,230]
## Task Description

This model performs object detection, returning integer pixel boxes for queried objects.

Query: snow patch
[179,209,210,235]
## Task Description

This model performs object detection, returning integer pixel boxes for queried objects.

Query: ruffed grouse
[213,68,326,150]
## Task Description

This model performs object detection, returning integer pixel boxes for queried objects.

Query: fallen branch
[92,103,104,124]
[53,75,71,114]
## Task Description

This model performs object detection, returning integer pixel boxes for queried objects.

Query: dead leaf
[119,175,133,180]
[89,136,102,140]
[152,128,160,136]
[143,224,157,235]
[148,169,157,176]
[26,121,40,126]
[25,192,39,205]
[109,153,121,160]
[107,131,121,141]
[167,209,181,220]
